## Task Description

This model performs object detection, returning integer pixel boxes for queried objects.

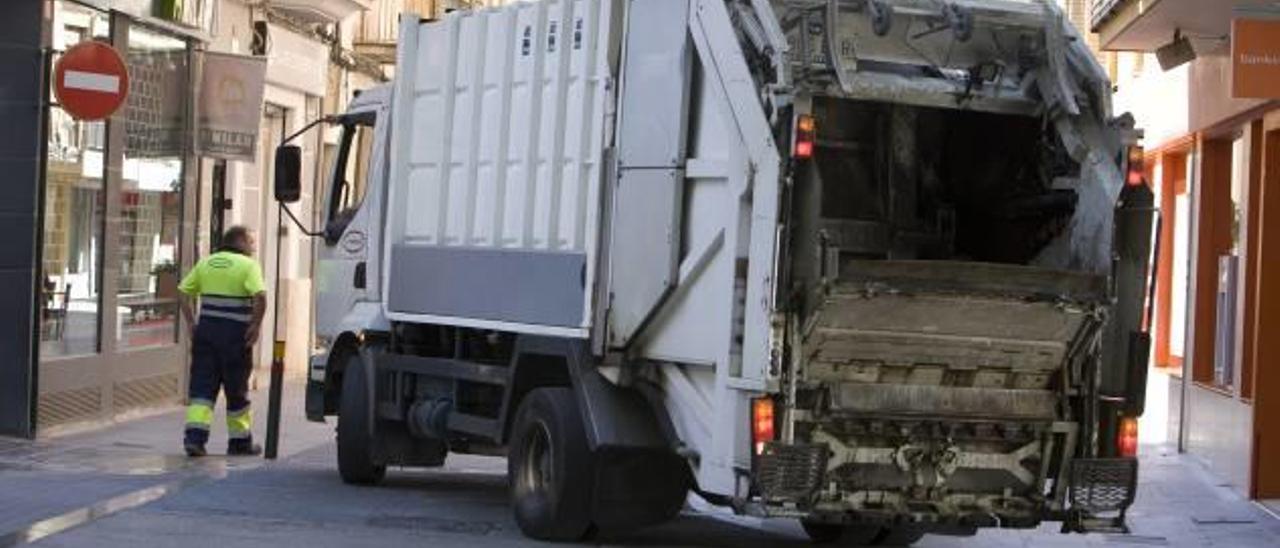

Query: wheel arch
[322,331,386,416]
[498,336,672,453]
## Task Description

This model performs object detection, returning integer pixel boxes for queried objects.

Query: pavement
[1,382,1278,547]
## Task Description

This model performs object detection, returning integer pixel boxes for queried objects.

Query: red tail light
[1118,416,1139,457]
[752,397,776,455]
[794,115,816,160]
[1126,145,1145,187]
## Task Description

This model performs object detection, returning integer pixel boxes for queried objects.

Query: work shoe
[184,443,208,458]
[227,443,263,457]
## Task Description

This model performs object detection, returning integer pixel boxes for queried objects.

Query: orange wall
[1241,122,1263,400]
[1252,121,1280,498]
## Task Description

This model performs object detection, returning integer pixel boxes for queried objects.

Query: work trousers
[184,317,254,450]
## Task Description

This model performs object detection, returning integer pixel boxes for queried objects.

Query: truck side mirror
[274,145,302,203]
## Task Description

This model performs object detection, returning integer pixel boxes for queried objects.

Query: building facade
[1092,0,1280,503]
[0,0,436,438]
[0,0,213,438]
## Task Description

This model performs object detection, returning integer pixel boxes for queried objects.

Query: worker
[177,226,268,457]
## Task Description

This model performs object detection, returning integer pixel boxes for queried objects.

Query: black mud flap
[305,355,328,422]
[1064,458,1138,534]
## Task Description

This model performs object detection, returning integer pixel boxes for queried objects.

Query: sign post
[53,41,130,121]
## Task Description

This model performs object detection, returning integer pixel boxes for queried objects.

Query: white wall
[1113,53,1192,149]
[1112,53,1190,447]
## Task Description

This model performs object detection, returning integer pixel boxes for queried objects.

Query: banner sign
[1232,18,1280,99]
[197,52,268,161]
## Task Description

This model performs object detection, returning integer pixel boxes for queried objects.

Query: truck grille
[755,443,828,503]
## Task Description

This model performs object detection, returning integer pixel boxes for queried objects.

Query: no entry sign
[54,41,130,121]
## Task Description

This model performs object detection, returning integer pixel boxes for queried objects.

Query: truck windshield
[325,113,376,242]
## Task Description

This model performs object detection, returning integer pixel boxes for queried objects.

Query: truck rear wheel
[337,353,386,485]
[800,521,881,545]
[509,387,594,541]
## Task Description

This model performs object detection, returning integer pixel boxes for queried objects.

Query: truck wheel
[874,526,924,546]
[801,521,882,545]
[337,353,386,485]
[509,387,594,541]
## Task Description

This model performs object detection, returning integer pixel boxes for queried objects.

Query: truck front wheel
[509,387,594,541]
[337,352,386,485]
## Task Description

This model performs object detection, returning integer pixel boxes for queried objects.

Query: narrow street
[0,382,1276,548]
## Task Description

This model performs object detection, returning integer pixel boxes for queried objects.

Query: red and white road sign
[53,41,130,121]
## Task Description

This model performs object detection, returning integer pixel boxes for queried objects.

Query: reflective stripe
[227,407,252,439]
[202,295,252,308]
[200,309,252,323]
[186,400,213,429]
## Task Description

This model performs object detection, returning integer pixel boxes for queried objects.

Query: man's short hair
[221,225,253,251]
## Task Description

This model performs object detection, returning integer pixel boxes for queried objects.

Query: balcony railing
[152,0,216,31]
[1090,0,1127,30]
[357,0,438,45]
[355,0,512,45]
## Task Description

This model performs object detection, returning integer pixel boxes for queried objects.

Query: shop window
[1239,121,1266,401]
[1189,140,1231,389]
[1191,135,1253,395]
[40,1,110,359]
[116,24,189,350]
[1205,137,1249,391]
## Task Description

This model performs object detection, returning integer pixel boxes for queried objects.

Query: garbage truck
[272,0,1156,543]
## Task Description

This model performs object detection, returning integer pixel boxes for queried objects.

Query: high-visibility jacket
[178,251,266,323]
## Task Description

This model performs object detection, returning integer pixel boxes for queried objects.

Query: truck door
[316,110,383,340]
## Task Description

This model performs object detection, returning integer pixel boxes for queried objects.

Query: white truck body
[374,0,785,495]
[383,0,616,339]
[304,0,1153,540]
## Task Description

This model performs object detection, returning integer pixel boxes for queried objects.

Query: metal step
[1065,457,1138,534]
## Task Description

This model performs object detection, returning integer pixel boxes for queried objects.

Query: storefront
[1095,0,1280,503]
[0,0,382,439]
[0,0,208,437]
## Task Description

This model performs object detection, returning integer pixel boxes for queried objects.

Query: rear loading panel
[773,260,1109,526]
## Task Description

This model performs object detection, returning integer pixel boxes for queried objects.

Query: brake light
[752,397,776,455]
[1118,416,1139,457]
[794,115,816,160]
[1126,145,1145,187]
